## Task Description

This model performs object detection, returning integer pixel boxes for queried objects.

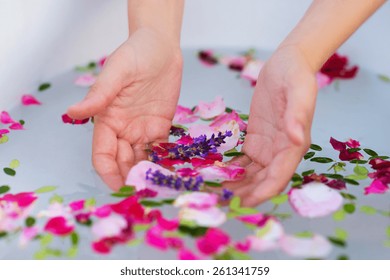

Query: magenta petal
[364,179,389,195]
[61,113,89,125]
[69,200,85,211]
[157,217,179,231]
[178,248,201,260]
[196,228,230,255]
[44,216,74,236]
[0,129,10,136]
[1,111,16,124]
[9,123,24,130]
[21,94,42,106]
[145,226,169,251]
[330,137,346,151]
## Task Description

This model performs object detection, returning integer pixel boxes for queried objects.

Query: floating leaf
[127,238,142,247]
[162,198,175,205]
[140,200,163,207]
[340,192,356,200]
[327,236,347,247]
[291,173,302,182]
[378,74,390,82]
[119,186,135,193]
[3,167,16,176]
[333,209,346,221]
[386,226,390,238]
[70,232,79,246]
[0,185,10,195]
[178,225,208,237]
[25,217,36,227]
[310,144,322,151]
[343,178,359,185]
[49,194,64,204]
[204,181,222,187]
[67,247,78,258]
[40,234,53,246]
[235,207,258,215]
[295,231,314,238]
[223,151,245,157]
[348,148,361,153]
[343,203,356,214]
[363,148,378,157]
[350,159,368,164]
[0,135,9,144]
[270,194,288,205]
[9,159,20,169]
[34,250,47,260]
[335,228,348,241]
[238,114,249,121]
[19,120,25,125]
[0,232,8,239]
[360,205,377,215]
[310,157,333,163]
[337,255,349,260]
[322,173,344,180]
[35,186,57,194]
[301,169,315,177]
[229,196,241,210]
[304,152,315,160]
[345,174,366,181]
[225,107,233,113]
[353,165,368,176]
[85,198,96,208]
[134,224,150,232]
[38,83,51,91]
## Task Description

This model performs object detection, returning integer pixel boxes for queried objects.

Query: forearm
[127,0,184,46]
[280,0,386,72]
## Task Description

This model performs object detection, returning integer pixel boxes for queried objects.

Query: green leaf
[38,83,51,91]
[310,144,322,151]
[45,248,62,257]
[35,186,57,194]
[348,148,361,153]
[291,173,302,182]
[354,165,368,176]
[322,173,344,180]
[0,232,8,239]
[333,209,346,221]
[363,148,378,157]
[178,225,208,237]
[295,231,314,238]
[3,167,16,176]
[378,74,390,82]
[162,198,175,205]
[225,107,233,113]
[345,174,366,181]
[343,178,359,185]
[224,151,245,157]
[302,169,315,177]
[235,207,258,215]
[327,236,347,247]
[270,194,288,205]
[229,196,241,210]
[343,203,356,214]
[360,205,377,215]
[0,135,9,144]
[49,194,64,204]
[140,200,163,207]
[350,159,368,164]
[304,151,315,160]
[0,185,10,195]
[134,224,150,232]
[34,250,47,260]
[335,228,348,241]
[337,255,349,260]
[340,192,356,200]
[310,157,333,163]
[19,120,25,125]
[40,234,53,247]
[386,226,390,238]
[25,217,36,227]
[272,212,292,220]
[111,192,133,198]
[238,114,249,121]
[127,238,142,247]
[85,198,96,208]
[204,181,222,187]
[9,159,20,169]
[119,186,135,193]
[70,232,79,246]
[67,247,78,258]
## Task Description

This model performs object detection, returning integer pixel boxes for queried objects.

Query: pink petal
[1,192,37,208]
[210,111,247,131]
[93,205,112,218]
[19,226,39,247]
[91,215,127,240]
[9,123,24,130]
[44,216,74,236]
[74,73,97,87]
[188,124,215,138]
[173,105,199,124]
[316,72,332,89]
[289,182,343,218]
[174,192,219,209]
[280,234,332,258]
[364,179,389,195]
[125,161,181,197]
[99,56,107,67]
[237,213,266,225]
[346,139,360,148]
[197,96,226,119]
[179,207,226,227]
[69,200,85,212]
[21,94,42,106]
[157,216,179,231]
[1,111,16,124]
[0,129,10,136]
[178,248,201,260]
[196,228,230,255]
[145,226,169,251]
[61,113,89,125]
[235,239,251,253]
[241,60,264,82]
[198,163,245,181]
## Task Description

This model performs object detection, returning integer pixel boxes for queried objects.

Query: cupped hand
[225,46,318,207]
[67,28,183,190]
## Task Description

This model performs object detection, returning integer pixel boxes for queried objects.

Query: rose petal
[280,234,332,258]
[21,94,42,106]
[197,96,226,119]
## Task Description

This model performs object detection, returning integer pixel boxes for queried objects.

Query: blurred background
[0,0,389,109]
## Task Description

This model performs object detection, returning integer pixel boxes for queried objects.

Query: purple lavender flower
[221,188,234,201]
[145,168,204,191]
[169,126,186,137]
[150,130,233,162]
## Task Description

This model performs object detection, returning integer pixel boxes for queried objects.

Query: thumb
[284,79,317,146]
[67,58,129,119]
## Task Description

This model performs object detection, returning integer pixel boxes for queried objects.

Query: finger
[224,154,252,168]
[117,139,135,181]
[92,122,123,190]
[67,56,132,120]
[132,143,149,164]
[284,77,317,146]
[242,146,303,207]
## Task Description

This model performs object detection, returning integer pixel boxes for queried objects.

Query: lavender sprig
[146,168,204,191]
